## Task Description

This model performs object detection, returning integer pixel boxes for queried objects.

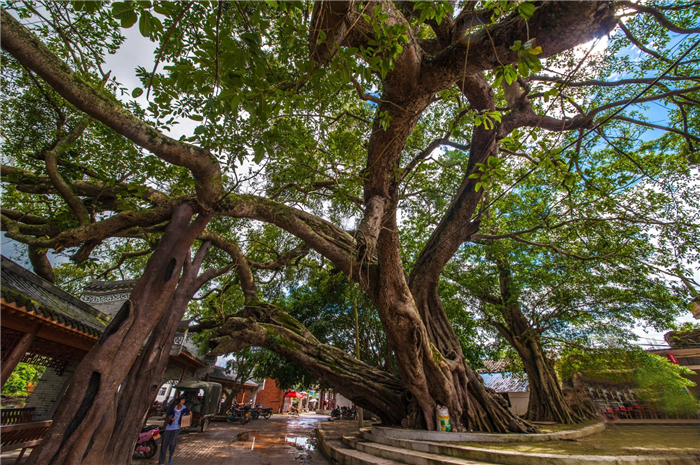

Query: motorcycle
[227,405,251,424]
[133,425,160,459]
[330,407,341,420]
[330,406,357,421]
[257,406,273,419]
[250,405,273,420]
[342,406,357,420]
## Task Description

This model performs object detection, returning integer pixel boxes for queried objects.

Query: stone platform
[316,421,700,465]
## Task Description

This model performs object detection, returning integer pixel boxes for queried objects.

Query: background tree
[221,348,266,413]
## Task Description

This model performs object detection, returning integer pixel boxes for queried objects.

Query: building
[254,378,285,413]
[1,257,212,423]
[1,256,109,420]
[477,359,530,416]
[647,328,700,397]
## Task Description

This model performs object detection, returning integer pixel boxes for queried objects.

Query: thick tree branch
[619,1,700,34]
[422,2,617,92]
[0,9,222,207]
[199,231,258,304]
[204,303,408,425]
[43,118,92,225]
[28,246,55,283]
[219,194,360,278]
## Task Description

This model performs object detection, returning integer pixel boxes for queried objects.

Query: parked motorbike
[330,406,357,421]
[227,405,251,424]
[330,406,341,420]
[250,405,273,420]
[342,406,357,420]
[133,425,160,459]
[257,406,273,419]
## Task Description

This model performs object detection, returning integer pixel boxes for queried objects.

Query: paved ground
[145,413,332,465]
[0,414,333,465]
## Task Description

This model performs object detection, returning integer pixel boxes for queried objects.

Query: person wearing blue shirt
[159,397,191,465]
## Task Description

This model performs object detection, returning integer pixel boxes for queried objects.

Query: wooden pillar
[1,324,40,389]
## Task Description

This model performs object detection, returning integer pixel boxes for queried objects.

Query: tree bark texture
[88,243,214,464]
[207,303,409,426]
[491,260,595,424]
[27,204,210,465]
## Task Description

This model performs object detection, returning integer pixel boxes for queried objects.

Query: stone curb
[371,421,606,443]
[365,431,700,465]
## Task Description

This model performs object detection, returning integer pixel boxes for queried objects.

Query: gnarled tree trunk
[27,204,210,465]
[206,303,409,426]
[87,242,216,464]
[412,283,536,433]
[495,317,595,424]
[491,259,595,424]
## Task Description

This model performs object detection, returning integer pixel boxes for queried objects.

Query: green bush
[558,348,699,417]
[1,363,45,396]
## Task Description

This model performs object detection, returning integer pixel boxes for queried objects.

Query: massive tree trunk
[401,88,533,432]
[206,303,409,426]
[87,243,216,464]
[27,205,210,465]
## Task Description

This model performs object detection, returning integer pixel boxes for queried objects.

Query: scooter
[249,404,273,420]
[133,425,160,459]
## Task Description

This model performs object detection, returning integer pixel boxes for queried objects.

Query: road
[144,413,332,465]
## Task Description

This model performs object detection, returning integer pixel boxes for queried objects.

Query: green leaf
[139,10,153,37]
[132,87,144,98]
[112,1,134,16]
[241,32,261,47]
[120,10,138,28]
[518,2,536,20]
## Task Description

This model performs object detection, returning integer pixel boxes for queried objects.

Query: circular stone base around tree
[370,420,606,443]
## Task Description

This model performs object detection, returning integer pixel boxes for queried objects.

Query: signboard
[667,353,679,365]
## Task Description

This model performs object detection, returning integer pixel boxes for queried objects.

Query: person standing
[159,396,190,465]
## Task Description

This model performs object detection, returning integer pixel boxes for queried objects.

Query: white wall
[508,392,529,416]
[335,393,353,409]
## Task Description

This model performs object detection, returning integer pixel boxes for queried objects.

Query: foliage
[1,363,46,396]
[1,0,699,435]
[559,347,699,416]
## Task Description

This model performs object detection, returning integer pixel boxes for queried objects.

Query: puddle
[285,435,316,451]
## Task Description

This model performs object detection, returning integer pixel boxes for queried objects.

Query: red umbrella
[284,391,300,398]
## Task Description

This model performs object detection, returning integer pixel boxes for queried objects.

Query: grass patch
[460,425,700,456]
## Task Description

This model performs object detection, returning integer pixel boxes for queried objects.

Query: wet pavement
[144,413,332,465]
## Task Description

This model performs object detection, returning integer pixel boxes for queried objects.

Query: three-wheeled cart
[172,381,222,432]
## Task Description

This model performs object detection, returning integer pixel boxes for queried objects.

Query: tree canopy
[2,0,699,446]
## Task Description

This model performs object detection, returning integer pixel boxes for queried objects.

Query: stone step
[323,439,406,465]
[353,439,494,465]
[363,431,698,465]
